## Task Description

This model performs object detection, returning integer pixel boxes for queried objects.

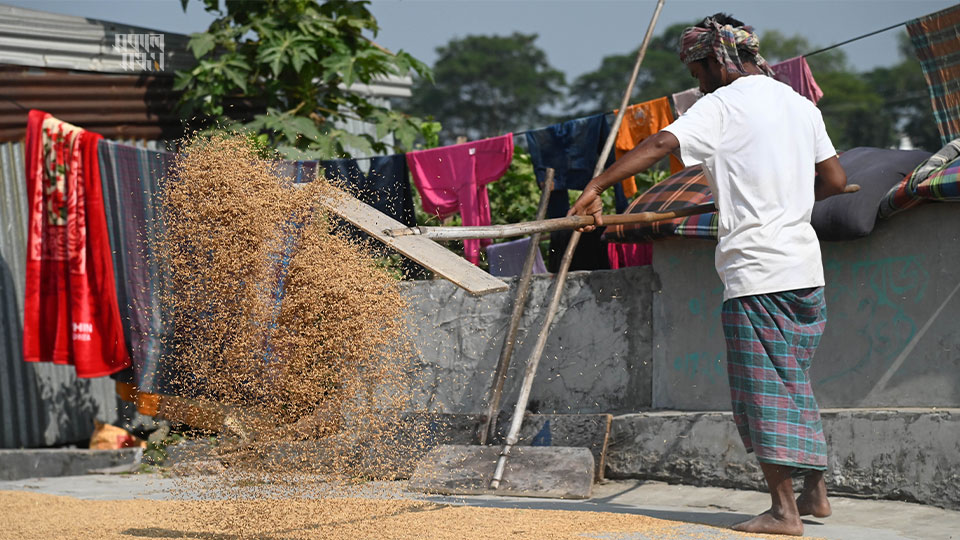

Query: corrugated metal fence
[0,140,147,449]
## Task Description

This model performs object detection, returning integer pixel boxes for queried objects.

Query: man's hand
[814,156,847,201]
[563,130,680,232]
[568,186,604,232]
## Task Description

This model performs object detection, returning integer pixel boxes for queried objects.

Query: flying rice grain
[152,133,435,535]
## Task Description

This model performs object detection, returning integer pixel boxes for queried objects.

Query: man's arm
[814,156,847,201]
[568,130,681,232]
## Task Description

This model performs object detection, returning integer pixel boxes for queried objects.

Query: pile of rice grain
[0,491,820,540]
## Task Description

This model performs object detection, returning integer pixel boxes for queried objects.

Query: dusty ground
[0,489,814,540]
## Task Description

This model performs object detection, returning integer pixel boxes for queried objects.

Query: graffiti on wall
[666,251,931,391]
[815,254,928,386]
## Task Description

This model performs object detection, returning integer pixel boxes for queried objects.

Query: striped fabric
[916,160,960,200]
[879,138,960,218]
[604,165,717,242]
[908,4,960,146]
[722,287,828,470]
[98,140,174,414]
[674,211,718,239]
[878,171,925,218]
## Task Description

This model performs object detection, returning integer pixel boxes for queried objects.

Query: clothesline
[488,18,923,147]
[803,19,909,58]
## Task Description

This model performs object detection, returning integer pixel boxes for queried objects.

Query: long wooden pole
[389,202,717,241]
[386,184,861,241]
[479,169,555,446]
[489,0,667,491]
[487,213,581,490]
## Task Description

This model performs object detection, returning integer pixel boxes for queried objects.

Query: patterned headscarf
[679,17,774,77]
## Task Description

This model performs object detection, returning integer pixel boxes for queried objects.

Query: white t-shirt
[663,75,837,301]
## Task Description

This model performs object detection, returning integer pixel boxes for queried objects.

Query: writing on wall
[816,254,927,386]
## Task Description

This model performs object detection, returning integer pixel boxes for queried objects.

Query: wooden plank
[317,187,508,296]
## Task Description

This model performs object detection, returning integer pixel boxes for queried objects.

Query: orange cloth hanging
[614,97,683,197]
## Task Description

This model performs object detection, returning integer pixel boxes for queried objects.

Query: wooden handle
[386,184,860,241]
[387,202,717,241]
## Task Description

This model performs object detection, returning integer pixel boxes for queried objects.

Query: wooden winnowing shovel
[408,1,669,500]
[315,185,508,296]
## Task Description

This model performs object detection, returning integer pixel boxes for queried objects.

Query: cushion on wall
[811,147,931,241]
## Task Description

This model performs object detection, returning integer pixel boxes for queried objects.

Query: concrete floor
[0,474,956,539]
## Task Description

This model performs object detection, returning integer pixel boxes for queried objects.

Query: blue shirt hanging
[525,114,627,218]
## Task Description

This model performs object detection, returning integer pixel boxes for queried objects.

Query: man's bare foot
[797,471,832,517]
[732,509,804,536]
[734,462,805,535]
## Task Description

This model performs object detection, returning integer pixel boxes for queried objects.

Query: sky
[7,0,958,80]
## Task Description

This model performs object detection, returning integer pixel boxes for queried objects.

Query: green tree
[863,32,940,151]
[568,24,854,117]
[175,0,433,158]
[407,33,565,143]
[816,71,895,149]
[755,29,847,74]
[568,22,694,115]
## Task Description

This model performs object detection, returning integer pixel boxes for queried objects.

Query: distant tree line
[406,25,940,152]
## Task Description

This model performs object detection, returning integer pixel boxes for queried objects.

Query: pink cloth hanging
[606,242,652,270]
[407,134,514,265]
[772,57,824,104]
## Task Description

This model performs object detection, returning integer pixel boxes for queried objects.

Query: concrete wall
[400,265,654,416]
[652,204,960,410]
[605,409,960,509]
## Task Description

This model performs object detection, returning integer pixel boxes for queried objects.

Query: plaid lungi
[722,287,828,470]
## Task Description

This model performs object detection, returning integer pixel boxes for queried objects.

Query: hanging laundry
[526,114,612,192]
[407,134,514,265]
[772,57,824,104]
[526,114,626,270]
[674,211,719,239]
[671,87,703,116]
[322,155,425,277]
[546,229,611,272]
[98,141,175,412]
[607,242,652,269]
[23,110,129,378]
[614,97,684,196]
[485,237,547,278]
[525,114,627,218]
[908,3,960,145]
[322,155,417,229]
[275,160,319,183]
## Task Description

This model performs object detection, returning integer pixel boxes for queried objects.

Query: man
[569,14,847,537]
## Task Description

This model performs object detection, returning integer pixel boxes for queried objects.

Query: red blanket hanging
[23,110,130,378]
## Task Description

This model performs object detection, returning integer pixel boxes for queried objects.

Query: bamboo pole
[387,185,860,241]
[478,169,555,446]
[388,202,717,241]
[489,0,668,491]
[488,211,581,490]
